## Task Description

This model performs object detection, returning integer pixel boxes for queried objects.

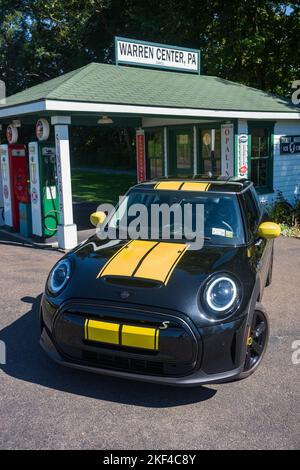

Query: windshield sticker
[212,228,226,237]
[225,230,234,238]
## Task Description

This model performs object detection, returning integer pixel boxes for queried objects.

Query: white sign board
[221,124,234,176]
[29,142,43,236]
[0,144,13,227]
[115,37,200,74]
[238,134,249,177]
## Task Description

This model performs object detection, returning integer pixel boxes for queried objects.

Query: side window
[242,189,260,239]
[250,185,262,217]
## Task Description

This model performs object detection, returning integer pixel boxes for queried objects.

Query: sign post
[221,124,234,176]
[136,130,146,183]
[115,37,200,74]
[238,134,249,177]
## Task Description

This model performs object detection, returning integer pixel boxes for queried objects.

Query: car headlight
[47,258,72,295]
[202,275,240,320]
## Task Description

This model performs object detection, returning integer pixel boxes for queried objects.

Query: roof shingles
[1,62,299,113]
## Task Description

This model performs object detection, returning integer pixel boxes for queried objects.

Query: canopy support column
[51,116,77,250]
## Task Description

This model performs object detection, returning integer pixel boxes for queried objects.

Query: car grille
[54,301,200,377]
[81,349,164,375]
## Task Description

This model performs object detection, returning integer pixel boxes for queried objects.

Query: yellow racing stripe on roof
[180,182,211,191]
[97,240,157,278]
[154,181,211,191]
[154,181,183,190]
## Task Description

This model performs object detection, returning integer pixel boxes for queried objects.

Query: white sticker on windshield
[212,228,226,237]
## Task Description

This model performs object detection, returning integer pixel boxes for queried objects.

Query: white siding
[260,120,300,205]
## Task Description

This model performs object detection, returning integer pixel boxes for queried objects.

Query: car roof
[132,176,252,194]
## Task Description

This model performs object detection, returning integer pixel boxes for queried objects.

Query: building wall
[260,120,300,205]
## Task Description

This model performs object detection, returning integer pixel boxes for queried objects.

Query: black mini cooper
[40,177,280,386]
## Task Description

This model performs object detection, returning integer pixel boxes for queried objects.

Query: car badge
[120,290,131,300]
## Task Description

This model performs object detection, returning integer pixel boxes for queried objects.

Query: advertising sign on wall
[221,124,234,176]
[238,134,248,177]
[280,135,300,154]
[115,37,200,74]
[136,130,146,183]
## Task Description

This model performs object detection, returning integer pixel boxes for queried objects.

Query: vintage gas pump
[0,125,30,231]
[29,119,60,240]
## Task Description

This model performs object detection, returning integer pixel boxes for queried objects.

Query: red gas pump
[8,144,30,230]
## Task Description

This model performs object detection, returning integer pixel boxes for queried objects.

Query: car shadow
[0,295,217,408]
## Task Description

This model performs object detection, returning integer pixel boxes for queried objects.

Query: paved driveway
[0,235,299,449]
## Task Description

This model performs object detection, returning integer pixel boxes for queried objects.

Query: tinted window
[242,189,261,238]
[108,190,245,246]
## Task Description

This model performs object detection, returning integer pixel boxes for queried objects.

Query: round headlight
[47,258,71,295]
[202,276,239,320]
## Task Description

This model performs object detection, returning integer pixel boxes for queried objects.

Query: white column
[164,127,168,177]
[51,116,77,249]
[193,125,197,176]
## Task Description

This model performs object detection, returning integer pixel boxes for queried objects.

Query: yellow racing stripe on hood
[97,240,188,285]
[97,240,157,278]
[134,242,188,285]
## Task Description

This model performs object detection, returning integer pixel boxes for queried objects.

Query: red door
[8,144,29,230]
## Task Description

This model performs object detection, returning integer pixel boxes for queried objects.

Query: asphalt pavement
[0,235,299,449]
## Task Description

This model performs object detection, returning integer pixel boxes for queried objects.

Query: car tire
[235,303,269,381]
[266,248,273,287]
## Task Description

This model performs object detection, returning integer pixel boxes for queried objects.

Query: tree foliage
[0,0,299,97]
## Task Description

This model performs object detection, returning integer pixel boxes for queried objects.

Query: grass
[71,170,137,204]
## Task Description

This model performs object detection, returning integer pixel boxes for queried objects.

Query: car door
[242,187,271,289]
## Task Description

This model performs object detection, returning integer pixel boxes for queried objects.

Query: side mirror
[257,221,281,239]
[90,211,106,227]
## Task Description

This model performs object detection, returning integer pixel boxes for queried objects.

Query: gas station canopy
[0,62,299,124]
[0,61,300,251]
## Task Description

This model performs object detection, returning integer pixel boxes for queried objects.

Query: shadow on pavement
[0,295,217,407]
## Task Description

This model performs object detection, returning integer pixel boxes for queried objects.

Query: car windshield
[106,189,245,246]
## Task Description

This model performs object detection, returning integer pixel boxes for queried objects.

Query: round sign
[36,118,50,141]
[6,124,18,144]
[202,132,211,146]
[239,165,248,175]
[239,134,248,144]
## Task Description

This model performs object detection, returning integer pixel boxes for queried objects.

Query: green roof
[1,62,299,113]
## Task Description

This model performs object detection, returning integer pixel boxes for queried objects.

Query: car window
[250,185,262,216]
[242,189,261,239]
[108,189,245,246]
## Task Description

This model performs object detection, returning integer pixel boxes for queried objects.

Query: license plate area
[84,319,159,351]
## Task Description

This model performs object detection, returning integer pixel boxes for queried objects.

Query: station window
[249,125,273,193]
[200,128,221,175]
[146,130,164,178]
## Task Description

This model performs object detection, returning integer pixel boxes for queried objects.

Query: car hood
[62,236,253,325]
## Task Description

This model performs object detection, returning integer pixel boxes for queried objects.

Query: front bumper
[40,298,248,386]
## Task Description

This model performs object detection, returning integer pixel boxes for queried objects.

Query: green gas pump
[29,141,60,239]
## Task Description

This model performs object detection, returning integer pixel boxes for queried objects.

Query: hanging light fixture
[97,115,113,124]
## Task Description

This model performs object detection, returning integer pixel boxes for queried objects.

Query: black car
[40,177,281,386]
